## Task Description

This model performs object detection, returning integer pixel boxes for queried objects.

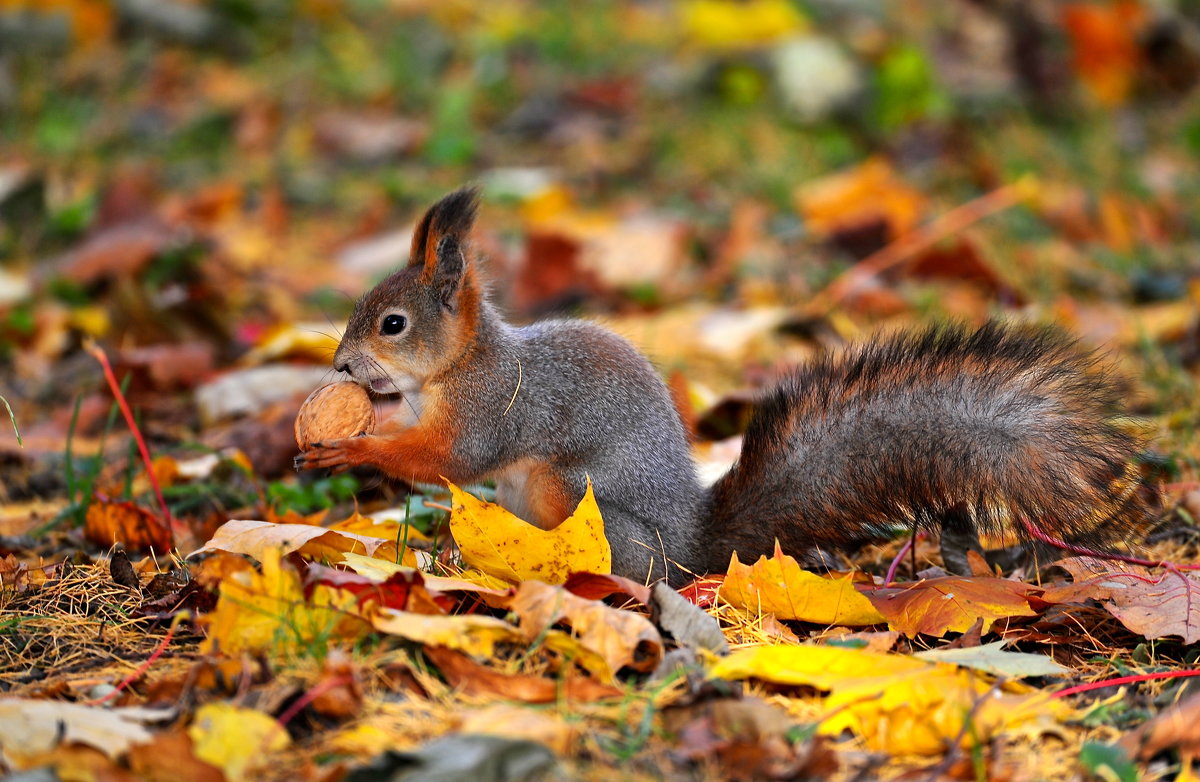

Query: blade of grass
[0,395,21,446]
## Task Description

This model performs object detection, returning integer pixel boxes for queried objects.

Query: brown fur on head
[333,187,483,394]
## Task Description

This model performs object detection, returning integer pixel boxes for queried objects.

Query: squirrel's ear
[410,186,479,267]
[410,187,480,308]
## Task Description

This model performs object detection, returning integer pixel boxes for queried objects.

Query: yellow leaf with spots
[372,608,522,657]
[188,703,289,780]
[721,544,884,625]
[447,480,610,584]
[203,547,371,656]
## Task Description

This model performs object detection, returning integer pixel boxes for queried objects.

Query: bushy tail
[701,323,1160,573]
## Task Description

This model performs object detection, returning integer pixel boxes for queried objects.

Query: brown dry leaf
[664,696,838,781]
[49,221,178,285]
[422,646,623,703]
[311,649,364,720]
[190,550,256,588]
[127,730,225,782]
[510,580,663,677]
[0,554,27,592]
[867,575,1039,637]
[561,571,652,605]
[191,518,416,567]
[722,544,884,626]
[1047,557,1200,644]
[118,342,216,391]
[84,498,173,553]
[794,157,927,242]
[459,704,577,755]
[1120,689,1200,761]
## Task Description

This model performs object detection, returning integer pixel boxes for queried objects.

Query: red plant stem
[1019,517,1200,571]
[1053,669,1200,699]
[885,534,917,586]
[274,675,353,731]
[86,343,179,542]
[85,622,177,706]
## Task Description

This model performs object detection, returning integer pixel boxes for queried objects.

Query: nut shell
[295,382,376,450]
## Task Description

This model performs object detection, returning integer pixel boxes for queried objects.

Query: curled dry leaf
[191,518,417,568]
[85,499,173,554]
[510,580,663,677]
[294,381,376,450]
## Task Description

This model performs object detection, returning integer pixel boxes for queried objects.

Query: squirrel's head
[334,187,483,394]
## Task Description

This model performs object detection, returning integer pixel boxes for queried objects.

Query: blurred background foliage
[0,0,1198,496]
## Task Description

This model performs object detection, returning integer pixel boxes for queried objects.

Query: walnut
[295,382,376,450]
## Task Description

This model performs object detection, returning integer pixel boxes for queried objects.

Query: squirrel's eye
[381,314,407,335]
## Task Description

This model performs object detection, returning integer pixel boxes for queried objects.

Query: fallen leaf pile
[2,0,1199,780]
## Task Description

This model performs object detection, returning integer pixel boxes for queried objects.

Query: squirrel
[295,187,1159,585]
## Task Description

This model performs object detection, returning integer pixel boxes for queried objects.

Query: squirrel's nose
[335,361,350,374]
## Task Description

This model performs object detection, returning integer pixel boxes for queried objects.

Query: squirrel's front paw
[294,439,361,473]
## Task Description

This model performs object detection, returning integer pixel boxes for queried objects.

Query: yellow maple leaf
[721,545,884,625]
[447,480,610,584]
[203,548,371,656]
[188,703,289,780]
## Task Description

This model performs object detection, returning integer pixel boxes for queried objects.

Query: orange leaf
[84,499,172,553]
[794,158,927,242]
[1061,2,1145,106]
[866,576,1039,637]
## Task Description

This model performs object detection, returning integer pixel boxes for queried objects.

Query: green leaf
[1079,742,1137,782]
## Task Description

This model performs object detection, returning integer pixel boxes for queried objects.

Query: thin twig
[808,179,1031,316]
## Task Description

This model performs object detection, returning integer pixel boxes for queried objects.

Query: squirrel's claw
[295,439,358,472]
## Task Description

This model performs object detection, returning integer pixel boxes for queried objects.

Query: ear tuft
[409,186,480,276]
